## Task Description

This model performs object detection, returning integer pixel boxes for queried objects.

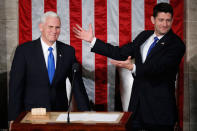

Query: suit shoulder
[139,30,153,35]
[17,39,39,49]
[135,30,153,38]
[166,33,186,55]
[133,30,154,43]
[57,41,75,50]
[171,33,185,49]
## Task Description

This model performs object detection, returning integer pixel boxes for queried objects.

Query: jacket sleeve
[91,39,135,61]
[8,46,26,120]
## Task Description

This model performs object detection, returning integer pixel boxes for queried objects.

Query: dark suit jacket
[91,29,185,126]
[8,38,90,120]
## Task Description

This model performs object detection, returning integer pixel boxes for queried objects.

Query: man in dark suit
[8,11,90,121]
[73,3,185,131]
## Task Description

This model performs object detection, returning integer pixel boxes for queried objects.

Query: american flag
[18,0,184,129]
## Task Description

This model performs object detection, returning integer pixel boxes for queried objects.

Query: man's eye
[167,19,172,22]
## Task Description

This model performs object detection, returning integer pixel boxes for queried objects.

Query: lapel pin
[59,54,62,57]
[160,42,165,45]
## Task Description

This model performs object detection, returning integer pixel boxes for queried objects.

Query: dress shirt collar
[40,37,57,53]
[152,33,164,41]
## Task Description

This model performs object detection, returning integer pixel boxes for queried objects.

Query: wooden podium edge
[12,111,132,131]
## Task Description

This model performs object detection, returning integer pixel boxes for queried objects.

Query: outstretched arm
[73,24,94,43]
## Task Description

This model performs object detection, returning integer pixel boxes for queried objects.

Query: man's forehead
[156,12,172,19]
[45,17,61,25]
[157,12,172,16]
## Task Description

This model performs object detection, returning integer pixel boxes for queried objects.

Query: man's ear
[39,23,43,32]
[151,16,155,25]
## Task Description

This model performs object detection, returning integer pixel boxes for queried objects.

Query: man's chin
[162,29,170,34]
[49,40,56,43]
[159,30,169,35]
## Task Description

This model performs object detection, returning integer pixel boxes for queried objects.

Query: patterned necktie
[147,36,159,56]
[48,47,55,84]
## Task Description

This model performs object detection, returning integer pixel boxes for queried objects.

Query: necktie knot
[154,36,159,42]
[48,47,53,52]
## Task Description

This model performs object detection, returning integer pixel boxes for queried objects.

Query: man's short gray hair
[40,11,60,23]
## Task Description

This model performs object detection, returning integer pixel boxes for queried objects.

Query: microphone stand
[67,65,78,123]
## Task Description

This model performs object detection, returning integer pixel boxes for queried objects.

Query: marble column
[0,0,18,129]
[185,0,197,131]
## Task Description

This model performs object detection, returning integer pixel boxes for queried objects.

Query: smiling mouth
[161,27,169,31]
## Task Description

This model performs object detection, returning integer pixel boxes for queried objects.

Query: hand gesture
[110,56,134,71]
[73,24,94,43]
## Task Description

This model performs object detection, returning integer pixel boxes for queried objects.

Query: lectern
[11,112,132,131]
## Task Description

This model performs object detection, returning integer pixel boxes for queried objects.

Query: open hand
[73,24,94,43]
[110,56,134,71]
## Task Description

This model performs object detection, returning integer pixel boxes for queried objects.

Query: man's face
[39,16,61,46]
[151,12,173,36]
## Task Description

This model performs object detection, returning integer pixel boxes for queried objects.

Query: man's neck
[41,37,55,46]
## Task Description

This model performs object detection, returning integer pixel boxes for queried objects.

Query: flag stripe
[119,0,131,46]
[132,0,144,40]
[170,0,184,129]
[44,0,57,13]
[70,0,82,64]
[57,0,70,45]
[118,0,131,111]
[82,0,95,103]
[157,0,169,3]
[19,0,32,45]
[94,0,108,110]
[145,0,157,30]
[171,0,184,39]
[107,0,119,111]
[32,0,43,40]
[107,0,119,46]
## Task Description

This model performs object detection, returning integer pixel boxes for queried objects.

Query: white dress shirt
[40,37,57,69]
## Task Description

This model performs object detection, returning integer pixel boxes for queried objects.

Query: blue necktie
[48,47,55,84]
[147,36,159,56]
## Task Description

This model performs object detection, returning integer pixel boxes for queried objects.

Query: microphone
[72,63,80,73]
[67,63,80,123]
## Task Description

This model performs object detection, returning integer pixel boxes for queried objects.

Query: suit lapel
[140,31,154,47]
[145,30,172,61]
[138,31,154,63]
[34,38,50,83]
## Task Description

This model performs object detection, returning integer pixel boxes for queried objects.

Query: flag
[18,0,184,129]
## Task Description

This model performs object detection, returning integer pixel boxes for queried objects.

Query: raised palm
[73,24,94,43]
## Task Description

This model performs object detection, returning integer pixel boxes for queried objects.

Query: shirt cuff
[90,37,97,48]
[131,64,136,75]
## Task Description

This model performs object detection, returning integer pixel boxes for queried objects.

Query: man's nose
[51,27,57,33]
[163,21,168,26]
